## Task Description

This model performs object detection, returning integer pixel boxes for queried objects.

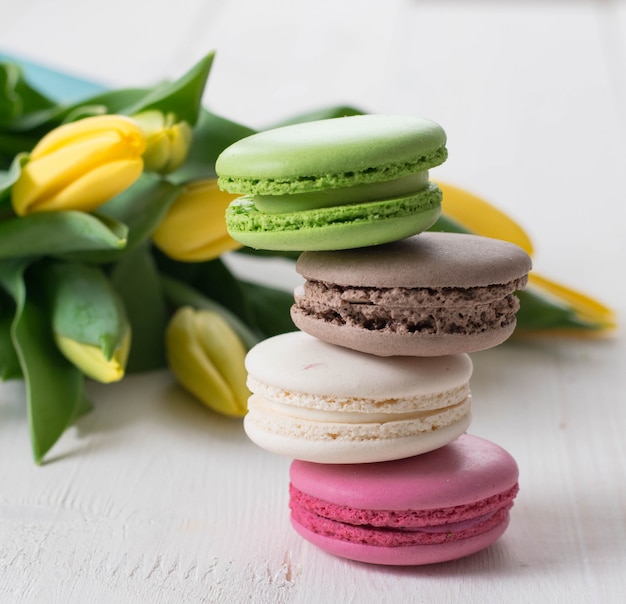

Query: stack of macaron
[216,115,531,566]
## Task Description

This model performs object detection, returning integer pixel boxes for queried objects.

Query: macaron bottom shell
[290,310,518,356]
[243,412,471,464]
[290,516,510,566]
[224,185,442,251]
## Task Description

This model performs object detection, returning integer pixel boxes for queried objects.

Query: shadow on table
[325,480,624,585]
[58,369,249,460]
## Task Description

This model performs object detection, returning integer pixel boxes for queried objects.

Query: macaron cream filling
[253,171,430,214]
[293,276,528,336]
[246,375,471,413]
[246,393,471,441]
[245,370,472,442]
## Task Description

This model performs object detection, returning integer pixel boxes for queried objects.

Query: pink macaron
[289,434,519,566]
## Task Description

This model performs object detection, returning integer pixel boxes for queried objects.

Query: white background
[1,1,625,602]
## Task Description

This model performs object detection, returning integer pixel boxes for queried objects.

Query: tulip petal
[167,122,193,170]
[170,235,241,261]
[11,115,146,215]
[29,114,145,158]
[12,135,120,213]
[40,158,144,213]
[194,310,249,414]
[54,330,129,383]
[166,307,248,417]
[529,273,617,331]
[436,181,534,254]
[136,110,193,174]
[169,334,237,411]
[152,179,241,262]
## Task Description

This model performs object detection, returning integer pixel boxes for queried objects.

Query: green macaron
[216,114,447,251]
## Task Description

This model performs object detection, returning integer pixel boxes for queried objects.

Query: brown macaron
[291,232,532,356]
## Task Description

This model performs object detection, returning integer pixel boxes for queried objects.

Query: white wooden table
[1,1,625,602]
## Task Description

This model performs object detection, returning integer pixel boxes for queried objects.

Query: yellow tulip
[11,115,146,216]
[133,110,192,174]
[55,328,131,384]
[152,179,242,261]
[438,182,534,255]
[166,306,249,417]
[437,181,616,334]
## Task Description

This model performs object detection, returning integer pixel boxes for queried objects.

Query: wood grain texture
[1,0,625,602]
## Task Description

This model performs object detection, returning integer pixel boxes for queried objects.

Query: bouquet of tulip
[0,52,615,464]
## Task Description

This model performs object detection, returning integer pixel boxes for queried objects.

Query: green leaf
[0,54,106,104]
[240,281,296,339]
[109,243,168,372]
[0,211,128,259]
[0,292,21,380]
[515,288,598,333]
[4,88,150,134]
[0,259,85,464]
[160,274,259,349]
[0,132,38,169]
[270,105,364,127]
[159,263,295,343]
[169,108,256,183]
[44,262,128,358]
[2,52,214,157]
[0,52,213,164]
[0,62,55,124]
[62,104,108,123]
[0,152,28,212]
[123,52,215,126]
[0,63,22,124]
[155,251,255,326]
[61,175,181,264]
[192,257,254,323]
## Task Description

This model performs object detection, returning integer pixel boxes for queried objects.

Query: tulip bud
[133,110,192,174]
[166,306,249,417]
[55,330,131,384]
[11,115,146,217]
[46,262,131,383]
[152,179,241,261]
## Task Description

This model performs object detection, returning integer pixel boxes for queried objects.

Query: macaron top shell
[289,434,519,511]
[296,232,532,289]
[244,331,472,402]
[216,115,447,196]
